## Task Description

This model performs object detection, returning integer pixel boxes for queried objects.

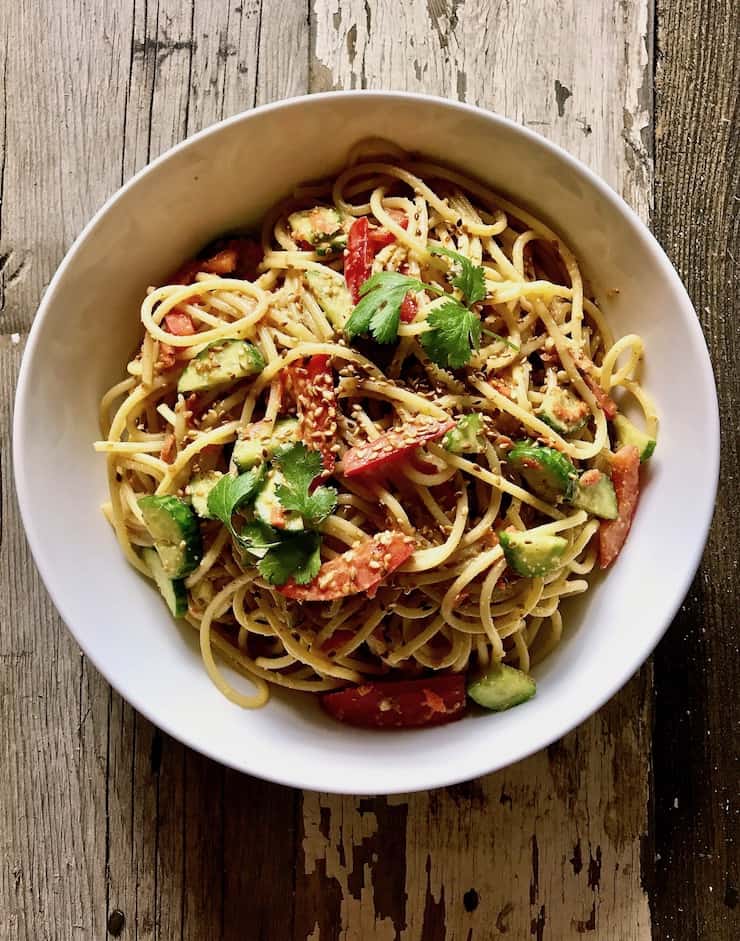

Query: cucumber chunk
[138,494,202,577]
[177,339,264,394]
[186,470,224,519]
[571,469,618,520]
[443,413,486,454]
[253,469,304,532]
[288,207,347,255]
[613,414,656,462]
[499,529,568,577]
[536,386,589,435]
[142,547,188,617]
[507,440,578,502]
[232,417,300,472]
[305,269,353,329]
[468,664,536,711]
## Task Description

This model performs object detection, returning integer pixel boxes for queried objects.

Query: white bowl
[13,92,719,795]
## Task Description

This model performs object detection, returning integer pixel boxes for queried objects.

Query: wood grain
[0,1,736,939]
[649,1,740,939]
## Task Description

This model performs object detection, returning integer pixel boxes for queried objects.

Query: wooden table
[1,2,737,938]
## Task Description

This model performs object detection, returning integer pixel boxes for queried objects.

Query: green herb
[481,327,520,351]
[239,520,283,556]
[258,531,322,586]
[273,442,337,526]
[420,300,482,369]
[430,244,487,306]
[206,465,265,538]
[345,271,443,344]
[236,520,320,586]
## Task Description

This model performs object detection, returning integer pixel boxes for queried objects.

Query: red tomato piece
[278,531,415,601]
[367,211,408,250]
[582,372,617,420]
[341,415,455,478]
[367,227,397,250]
[163,311,195,336]
[286,355,338,475]
[574,353,617,419]
[345,217,372,302]
[399,293,418,323]
[321,674,467,729]
[598,445,640,568]
[201,246,239,274]
[165,238,263,286]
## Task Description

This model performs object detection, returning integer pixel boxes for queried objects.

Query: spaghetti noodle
[95,140,658,723]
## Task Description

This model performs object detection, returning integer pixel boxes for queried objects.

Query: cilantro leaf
[206,465,265,536]
[258,531,322,586]
[345,271,441,344]
[238,520,282,558]
[430,244,487,306]
[420,299,482,369]
[273,442,337,526]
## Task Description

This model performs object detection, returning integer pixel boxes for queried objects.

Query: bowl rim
[13,90,720,794]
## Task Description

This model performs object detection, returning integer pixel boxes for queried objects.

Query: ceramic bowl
[14,92,719,794]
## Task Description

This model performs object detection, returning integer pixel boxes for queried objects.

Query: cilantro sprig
[273,443,337,527]
[343,242,501,370]
[429,244,487,306]
[420,300,482,369]
[206,443,335,587]
[419,244,488,368]
[345,271,443,344]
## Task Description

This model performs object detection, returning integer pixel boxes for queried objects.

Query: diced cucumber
[536,386,589,435]
[507,440,578,503]
[288,207,347,255]
[499,528,567,577]
[570,469,618,520]
[186,470,224,519]
[138,494,202,577]
[177,339,264,394]
[253,469,304,532]
[443,413,486,454]
[305,269,353,330]
[613,414,656,462]
[142,547,188,617]
[467,663,536,711]
[232,417,300,472]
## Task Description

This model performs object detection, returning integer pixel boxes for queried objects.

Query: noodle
[95,142,658,712]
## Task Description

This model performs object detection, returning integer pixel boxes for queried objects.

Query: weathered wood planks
[0,1,737,939]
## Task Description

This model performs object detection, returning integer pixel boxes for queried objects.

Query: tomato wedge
[166,238,263,285]
[367,209,409,250]
[598,445,640,568]
[340,415,454,478]
[285,355,338,475]
[573,353,617,420]
[163,311,195,336]
[346,213,413,303]
[345,217,372,302]
[321,674,467,728]
[157,310,197,370]
[278,531,415,601]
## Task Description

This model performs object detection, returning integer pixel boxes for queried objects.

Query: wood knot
[463,888,479,912]
[107,909,125,936]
